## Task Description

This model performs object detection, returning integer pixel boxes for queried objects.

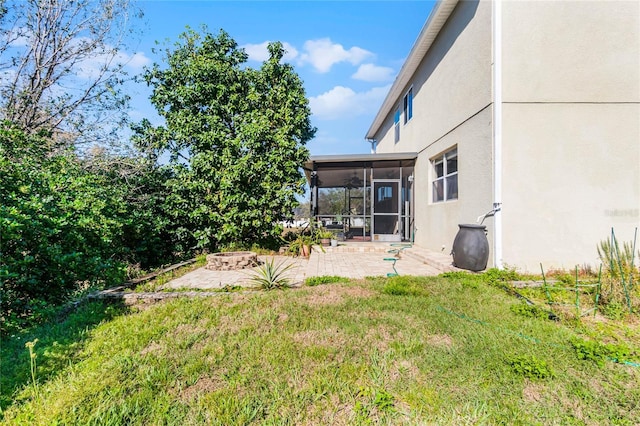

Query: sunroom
[304,153,417,242]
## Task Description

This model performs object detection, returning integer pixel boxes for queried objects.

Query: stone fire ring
[206,251,258,271]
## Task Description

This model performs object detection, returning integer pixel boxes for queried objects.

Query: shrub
[247,258,295,290]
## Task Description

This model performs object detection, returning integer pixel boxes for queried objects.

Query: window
[403,87,413,124]
[432,148,458,202]
[394,108,400,143]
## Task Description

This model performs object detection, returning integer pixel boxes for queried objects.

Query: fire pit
[206,251,258,271]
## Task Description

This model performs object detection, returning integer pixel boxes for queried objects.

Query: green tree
[134,28,315,250]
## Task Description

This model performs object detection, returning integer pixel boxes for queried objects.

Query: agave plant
[248,258,296,290]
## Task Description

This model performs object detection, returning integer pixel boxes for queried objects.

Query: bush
[0,123,176,333]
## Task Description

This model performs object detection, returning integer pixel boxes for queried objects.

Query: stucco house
[308,0,639,272]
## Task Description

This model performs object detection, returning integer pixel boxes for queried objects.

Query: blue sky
[127,1,436,156]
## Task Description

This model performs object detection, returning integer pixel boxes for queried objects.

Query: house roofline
[364,0,459,140]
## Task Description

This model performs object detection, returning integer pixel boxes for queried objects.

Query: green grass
[2,275,639,425]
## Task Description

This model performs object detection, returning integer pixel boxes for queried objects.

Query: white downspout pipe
[367,139,377,154]
[493,0,504,269]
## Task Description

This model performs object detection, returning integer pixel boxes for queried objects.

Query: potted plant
[288,234,314,257]
[318,229,334,247]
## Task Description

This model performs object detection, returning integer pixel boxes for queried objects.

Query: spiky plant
[248,258,296,290]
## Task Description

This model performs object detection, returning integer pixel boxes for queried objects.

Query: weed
[381,276,425,296]
[510,303,549,320]
[304,275,347,286]
[25,339,39,395]
[597,230,639,313]
[355,386,396,422]
[570,338,636,367]
[601,301,628,320]
[507,355,555,380]
[247,258,295,290]
[440,271,483,288]
[482,267,521,286]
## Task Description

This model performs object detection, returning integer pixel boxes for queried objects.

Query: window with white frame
[394,108,400,143]
[432,148,458,202]
[403,87,413,124]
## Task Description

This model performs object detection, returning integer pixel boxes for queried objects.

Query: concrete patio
[163,242,458,290]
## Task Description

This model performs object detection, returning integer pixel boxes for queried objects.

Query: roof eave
[365,0,460,140]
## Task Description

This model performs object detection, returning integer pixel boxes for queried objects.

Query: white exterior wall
[501,1,640,271]
[368,0,639,271]
[374,0,495,258]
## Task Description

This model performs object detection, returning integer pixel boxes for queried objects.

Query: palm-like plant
[248,258,296,290]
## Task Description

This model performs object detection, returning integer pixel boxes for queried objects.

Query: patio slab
[163,243,445,290]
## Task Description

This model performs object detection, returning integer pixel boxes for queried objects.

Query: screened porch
[305,153,417,242]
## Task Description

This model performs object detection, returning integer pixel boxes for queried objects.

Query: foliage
[570,338,637,367]
[304,275,346,286]
[0,123,175,333]
[247,258,295,290]
[510,302,549,320]
[482,267,522,285]
[134,28,315,252]
[381,276,427,296]
[0,0,141,147]
[287,234,315,257]
[317,229,335,239]
[506,355,555,380]
[597,235,639,313]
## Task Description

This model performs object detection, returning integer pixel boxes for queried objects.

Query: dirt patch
[293,329,348,350]
[427,334,454,349]
[364,326,398,352]
[278,313,289,323]
[389,359,421,382]
[302,285,375,307]
[522,382,544,403]
[178,376,226,402]
[140,341,165,356]
[170,322,206,338]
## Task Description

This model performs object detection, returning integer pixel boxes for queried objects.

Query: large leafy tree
[134,28,315,250]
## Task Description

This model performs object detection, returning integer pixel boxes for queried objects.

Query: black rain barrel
[451,224,489,272]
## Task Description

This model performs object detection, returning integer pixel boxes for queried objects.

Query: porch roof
[305,152,418,169]
[304,152,418,187]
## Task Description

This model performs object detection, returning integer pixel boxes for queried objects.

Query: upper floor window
[432,148,458,203]
[403,87,413,124]
[394,108,400,143]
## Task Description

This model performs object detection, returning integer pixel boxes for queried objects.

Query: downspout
[493,0,504,269]
[367,138,377,154]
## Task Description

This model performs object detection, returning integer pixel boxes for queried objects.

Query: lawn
[2,274,639,425]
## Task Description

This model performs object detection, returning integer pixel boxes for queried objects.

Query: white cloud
[299,38,372,73]
[126,52,151,72]
[309,84,391,120]
[242,41,299,62]
[75,47,151,79]
[352,63,395,82]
